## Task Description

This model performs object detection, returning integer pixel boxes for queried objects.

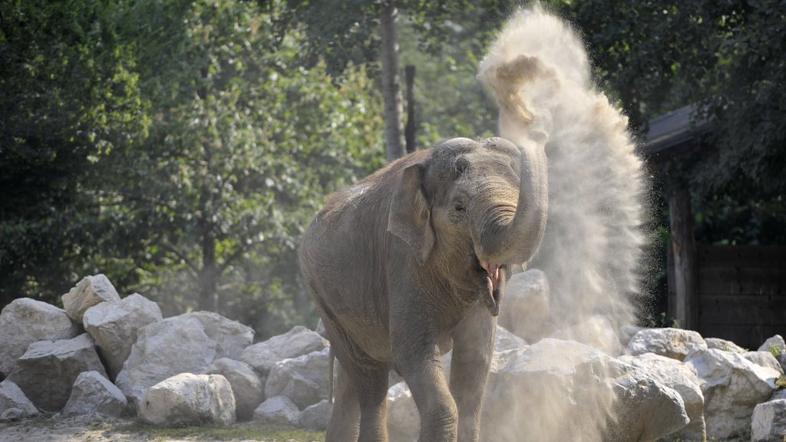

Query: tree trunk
[404,64,416,153]
[198,225,218,312]
[380,0,404,161]
[669,187,698,330]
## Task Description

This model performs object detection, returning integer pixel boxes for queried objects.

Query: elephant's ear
[388,163,435,265]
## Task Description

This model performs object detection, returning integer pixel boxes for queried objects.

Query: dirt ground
[0,416,324,442]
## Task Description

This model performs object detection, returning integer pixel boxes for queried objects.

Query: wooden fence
[683,245,786,349]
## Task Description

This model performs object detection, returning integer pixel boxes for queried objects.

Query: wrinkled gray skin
[299,136,548,442]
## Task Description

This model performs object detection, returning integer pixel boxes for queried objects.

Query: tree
[558,0,786,245]
[100,0,385,327]
[0,0,146,306]
[380,0,405,160]
[0,0,385,336]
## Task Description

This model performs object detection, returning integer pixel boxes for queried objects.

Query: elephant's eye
[454,203,466,213]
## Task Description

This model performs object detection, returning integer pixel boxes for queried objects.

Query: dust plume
[478,5,647,441]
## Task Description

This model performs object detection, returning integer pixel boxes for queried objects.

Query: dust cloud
[478,5,647,441]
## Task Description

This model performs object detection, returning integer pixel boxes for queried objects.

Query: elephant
[299,134,548,441]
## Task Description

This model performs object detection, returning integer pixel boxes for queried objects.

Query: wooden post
[404,65,416,154]
[669,188,698,330]
[380,0,405,161]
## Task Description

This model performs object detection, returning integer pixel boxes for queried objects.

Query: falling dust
[477,5,647,441]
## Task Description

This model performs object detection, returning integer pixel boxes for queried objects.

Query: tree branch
[161,241,200,278]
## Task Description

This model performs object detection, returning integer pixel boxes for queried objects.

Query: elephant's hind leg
[354,361,389,442]
[327,364,360,442]
[327,358,389,442]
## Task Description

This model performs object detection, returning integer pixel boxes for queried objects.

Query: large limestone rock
[759,335,786,354]
[241,326,328,377]
[62,371,127,417]
[207,358,264,421]
[83,293,162,380]
[760,335,786,371]
[0,298,80,376]
[7,333,106,411]
[626,327,707,361]
[480,339,688,442]
[606,373,689,442]
[550,315,622,355]
[752,399,786,442]
[686,348,780,440]
[745,351,785,374]
[139,373,235,426]
[297,399,332,431]
[706,337,746,353]
[62,274,121,322]
[618,353,705,441]
[176,311,254,360]
[253,395,299,426]
[499,269,550,342]
[265,348,330,409]
[387,382,419,442]
[115,316,217,407]
[0,380,38,422]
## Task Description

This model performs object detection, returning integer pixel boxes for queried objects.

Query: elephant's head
[388,136,548,315]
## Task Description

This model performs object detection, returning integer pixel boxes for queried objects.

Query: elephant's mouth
[473,254,503,316]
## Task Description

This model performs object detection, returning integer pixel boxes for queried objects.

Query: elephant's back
[298,149,433,363]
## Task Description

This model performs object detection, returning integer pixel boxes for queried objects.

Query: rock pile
[0,272,784,441]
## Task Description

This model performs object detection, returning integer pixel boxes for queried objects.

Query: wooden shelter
[642,105,786,348]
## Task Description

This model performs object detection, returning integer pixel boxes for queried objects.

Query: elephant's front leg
[395,348,458,442]
[391,304,458,441]
[449,303,496,442]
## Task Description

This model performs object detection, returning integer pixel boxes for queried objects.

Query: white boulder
[207,358,264,420]
[139,373,235,426]
[752,399,786,442]
[626,327,707,361]
[115,316,217,407]
[7,333,106,411]
[759,335,786,354]
[606,372,689,442]
[618,353,705,441]
[83,293,162,380]
[0,298,80,376]
[0,380,38,422]
[297,399,332,431]
[241,326,328,377]
[176,311,254,360]
[498,269,550,342]
[62,274,121,322]
[387,382,419,442]
[550,315,622,354]
[62,371,127,417]
[706,337,746,353]
[686,348,780,440]
[481,339,688,442]
[265,348,330,409]
[253,395,299,426]
[745,351,785,374]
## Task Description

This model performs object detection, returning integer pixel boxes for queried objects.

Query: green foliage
[99,0,384,333]
[0,0,384,336]
[769,345,783,359]
[0,0,147,305]
[557,0,786,245]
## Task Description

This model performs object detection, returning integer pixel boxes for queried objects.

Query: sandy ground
[0,416,324,442]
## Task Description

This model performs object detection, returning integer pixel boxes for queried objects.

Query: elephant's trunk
[474,137,548,268]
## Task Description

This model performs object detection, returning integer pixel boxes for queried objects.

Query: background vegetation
[1,0,783,337]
